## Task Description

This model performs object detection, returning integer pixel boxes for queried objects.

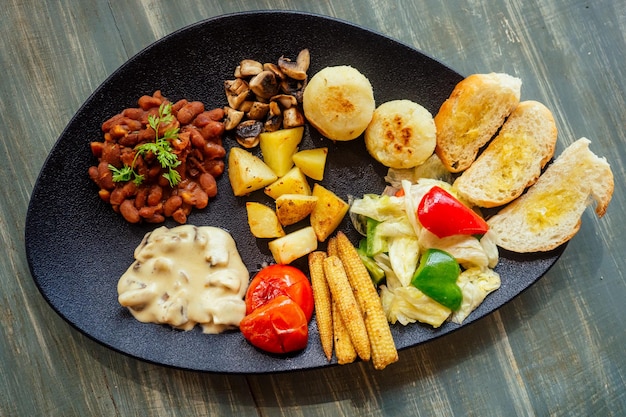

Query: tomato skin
[245,264,314,321]
[417,186,489,238]
[239,295,309,354]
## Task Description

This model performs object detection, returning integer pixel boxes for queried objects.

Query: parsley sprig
[109,102,182,187]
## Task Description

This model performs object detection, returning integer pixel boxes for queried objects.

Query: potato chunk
[269,226,318,264]
[292,147,328,181]
[310,184,349,242]
[264,166,311,200]
[275,194,319,226]
[228,147,278,196]
[260,126,304,177]
[246,202,285,238]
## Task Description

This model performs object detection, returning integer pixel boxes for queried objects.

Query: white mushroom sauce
[117,225,249,334]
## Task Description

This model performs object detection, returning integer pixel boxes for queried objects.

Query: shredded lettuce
[450,267,501,324]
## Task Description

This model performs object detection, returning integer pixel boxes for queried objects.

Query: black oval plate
[25,11,565,373]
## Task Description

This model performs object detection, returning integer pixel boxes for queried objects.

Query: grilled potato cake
[303,65,375,141]
[364,99,436,169]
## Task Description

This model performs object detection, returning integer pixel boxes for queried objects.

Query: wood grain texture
[1,0,624,416]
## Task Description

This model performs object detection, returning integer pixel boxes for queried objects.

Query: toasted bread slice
[453,101,557,208]
[487,138,613,252]
[435,73,522,173]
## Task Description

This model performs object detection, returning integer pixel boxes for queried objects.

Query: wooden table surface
[2,1,625,416]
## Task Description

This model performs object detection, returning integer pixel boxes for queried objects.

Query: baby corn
[308,251,333,361]
[332,299,357,364]
[336,232,398,370]
[323,255,371,361]
[326,235,338,257]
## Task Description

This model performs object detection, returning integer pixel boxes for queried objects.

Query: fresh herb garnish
[109,102,182,187]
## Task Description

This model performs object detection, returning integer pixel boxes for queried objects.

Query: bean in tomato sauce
[88,90,226,224]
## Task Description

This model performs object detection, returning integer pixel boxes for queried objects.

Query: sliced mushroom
[235,120,263,148]
[247,102,270,120]
[278,49,310,81]
[271,94,298,109]
[239,59,264,77]
[282,107,305,129]
[224,79,250,109]
[223,107,244,130]
[263,62,286,80]
[264,101,283,132]
[249,71,280,100]
[239,100,254,113]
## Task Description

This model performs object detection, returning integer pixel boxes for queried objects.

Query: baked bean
[199,173,217,197]
[122,107,144,120]
[138,94,162,110]
[201,120,225,142]
[101,143,121,166]
[138,204,162,219]
[90,142,104,158]
[147,185,163,207]
[102,114,124,132]
[203,141,226,159]
[188,128,206,149]
[98,189,111,203]
[89,91,226,224]
[97,161,115,190]
[120,199,141,223]
[204,160,225,177]
[118,132,139,148]
[171,99,188,113]
[176,101,204,125]
[163,195,183,217]
[172,208,187,224]
[134,188,148,209]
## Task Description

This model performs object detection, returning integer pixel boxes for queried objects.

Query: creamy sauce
[117,225,249,334]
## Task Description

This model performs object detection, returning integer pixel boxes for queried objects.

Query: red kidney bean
[172,208,187,224]
[163,195,183,217]
[122,107,144,120]
[199,173,217,197]
[120,199,141,223]
[177,101,205,125]
[89,91,225,224]
[203,141,226,159]
[200,120,225,142]
[138,95,162,110]
[147,185,163,207]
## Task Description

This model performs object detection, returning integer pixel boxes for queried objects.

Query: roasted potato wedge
[228,147,278,196]
[246,202,285,238]
[275,194,319,226]
[310,184,349,242]
[292,147,328,181]
[269,226,318,264]
[264,166,311,200]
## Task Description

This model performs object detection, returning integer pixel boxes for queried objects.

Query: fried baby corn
[336,232,398,370]
[332,299,357,364]
[308,251,333,361]
[323,255,371,361]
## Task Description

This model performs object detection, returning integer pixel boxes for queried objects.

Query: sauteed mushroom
[223,49,310,140]
[278,49,310,80]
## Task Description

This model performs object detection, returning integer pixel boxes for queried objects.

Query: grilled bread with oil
[434,73,522,173]
[453,100,557,208]
[487,138,613,252]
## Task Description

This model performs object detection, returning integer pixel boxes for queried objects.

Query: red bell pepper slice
[417,186,489,238]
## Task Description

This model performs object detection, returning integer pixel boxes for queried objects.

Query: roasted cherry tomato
[417,186,489,238]
[239,295,309,354]
[245,264,314,321]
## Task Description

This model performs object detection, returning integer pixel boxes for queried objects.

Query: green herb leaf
[109,101,182,187]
